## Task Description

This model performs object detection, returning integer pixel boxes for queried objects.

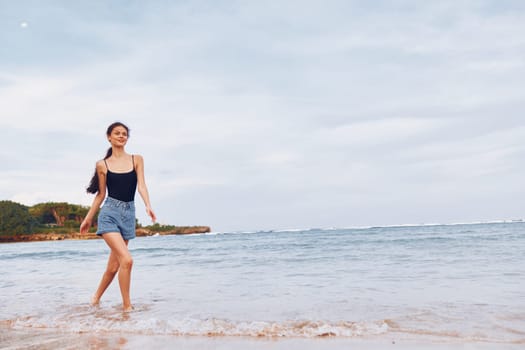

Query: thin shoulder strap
[132,155,135,169]
[103,159,109,170]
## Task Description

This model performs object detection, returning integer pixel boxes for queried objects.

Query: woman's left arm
[135,154,157,223]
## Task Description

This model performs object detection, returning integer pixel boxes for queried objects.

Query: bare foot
[90,295,100,306]
[123,305,134,312]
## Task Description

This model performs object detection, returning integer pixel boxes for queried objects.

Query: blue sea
[1,222,524,346]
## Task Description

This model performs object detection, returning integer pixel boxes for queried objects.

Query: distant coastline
[0,226,211,243]
[0,199,210,243]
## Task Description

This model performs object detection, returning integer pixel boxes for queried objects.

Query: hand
[146,207,157,223]
[80,218,92,234]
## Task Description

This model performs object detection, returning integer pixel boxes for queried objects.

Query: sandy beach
[2,327,523,350]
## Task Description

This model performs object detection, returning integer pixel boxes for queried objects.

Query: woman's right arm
[80,161,107,234]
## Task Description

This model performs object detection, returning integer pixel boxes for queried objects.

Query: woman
[80,122,156,311]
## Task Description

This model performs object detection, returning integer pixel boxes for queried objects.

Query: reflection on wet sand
[87,334,128,350]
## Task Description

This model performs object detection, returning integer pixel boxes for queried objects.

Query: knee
[120,255,133,269]
[106,264,119,275]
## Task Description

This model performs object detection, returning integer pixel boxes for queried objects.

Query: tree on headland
[0,200,36,235]
[29,202,89,227]
[0,201,93,236]
[0,199,210,240]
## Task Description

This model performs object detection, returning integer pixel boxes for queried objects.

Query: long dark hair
[86,122,130,194]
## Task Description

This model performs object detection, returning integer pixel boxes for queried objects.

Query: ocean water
[0,222,524,344]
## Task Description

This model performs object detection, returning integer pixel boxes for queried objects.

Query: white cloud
[1,1,525,230]
[314,117,445,148]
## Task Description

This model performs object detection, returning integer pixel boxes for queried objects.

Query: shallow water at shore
[1,222,524,346]
[2,328,524,350]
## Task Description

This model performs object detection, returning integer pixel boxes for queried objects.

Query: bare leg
[91,241,128,305]
[97,233,133,310]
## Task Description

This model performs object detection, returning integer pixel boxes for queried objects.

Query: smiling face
[108,125,129,147]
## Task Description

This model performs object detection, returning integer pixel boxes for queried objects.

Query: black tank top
[104,155,137,202]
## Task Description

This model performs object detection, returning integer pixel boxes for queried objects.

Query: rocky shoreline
[0,226,211,243]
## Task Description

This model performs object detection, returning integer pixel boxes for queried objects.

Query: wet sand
[1,327,523,350]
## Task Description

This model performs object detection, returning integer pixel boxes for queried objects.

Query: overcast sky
[1,1,524,232]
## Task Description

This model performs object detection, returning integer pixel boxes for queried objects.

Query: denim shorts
[97,197,136,240]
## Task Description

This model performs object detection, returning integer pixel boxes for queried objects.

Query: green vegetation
[0,200,210,238]
[0,200,95,235]
[29,202,90,228]
[141,223,210,235]
[142,223,179,232]
[0,201,36,235]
